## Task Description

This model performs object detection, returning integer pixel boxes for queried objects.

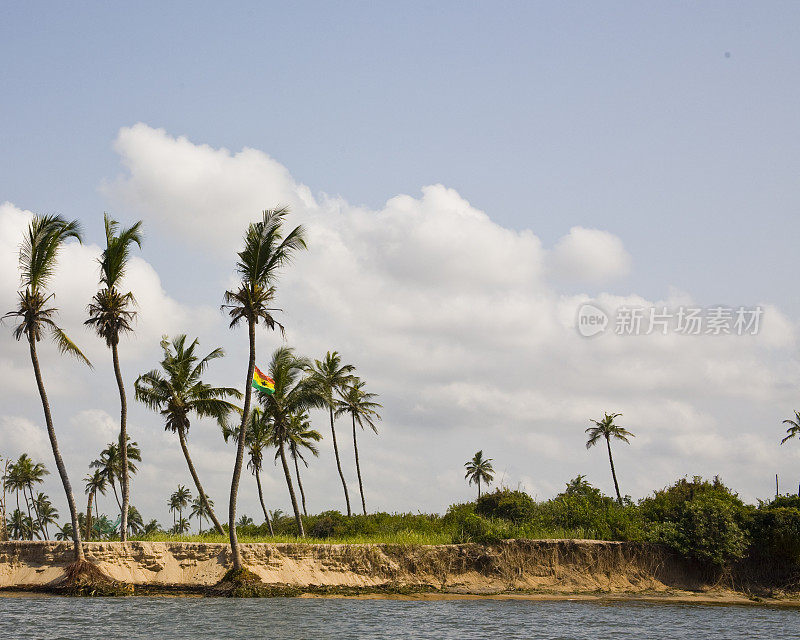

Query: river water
[0,595,797,639]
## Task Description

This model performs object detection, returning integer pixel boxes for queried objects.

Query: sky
[1,2,799,529]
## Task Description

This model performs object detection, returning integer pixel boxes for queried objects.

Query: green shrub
[750,506,800,566]
[475,488,536,523]
[640,477,750,566]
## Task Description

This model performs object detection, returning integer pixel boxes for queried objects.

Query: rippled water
[0,595,798,639]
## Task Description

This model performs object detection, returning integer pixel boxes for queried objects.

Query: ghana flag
[252,366,275,395]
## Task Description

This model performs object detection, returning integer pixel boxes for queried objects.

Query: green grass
[131,530,453,545]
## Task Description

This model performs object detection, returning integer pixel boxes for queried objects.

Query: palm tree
[0,457,8,542]
[190,495,214,534]
[307,352,356,515]
[284,411,322,516]
[33,493,58,539]
[222,207,307,570]
[55,522,74,541]
[91,438,141,515]
[335,378,381,515]
[781,411,800,445]
[8,509,33,540]
[126,505,144,537]
[236,515,255,528]
[173,517,190,535]
[586,412,635,505]
[135,335,240,535]
[464,451,494,498]
[4,455,48,539]
[3,214,90,562]
[261,347,324,537]
[84,470,107,540]
[142,519,161,536]
[85,214,143,541]
[170,485,192,524]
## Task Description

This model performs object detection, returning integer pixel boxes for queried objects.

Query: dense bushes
[145,475,800,576]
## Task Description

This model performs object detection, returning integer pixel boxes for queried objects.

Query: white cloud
[550,226,632,283]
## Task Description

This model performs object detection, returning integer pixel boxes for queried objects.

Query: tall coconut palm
[8,509,33,540]
[781,411,800,445]
[307,352,356,515]
[586,412,635,505]
[260,347,323,537]
[335,378,381,515]
[4,455,47,539]
[464,451,494,498]
[125,505,144,537]
[91,439,141,512]
[85,214,143,541]
[0,457,8,542]
[284,411,321,516]
[135,335,241,535]
[84,469,107,540]
[3,214,90,562]
[222,207,306,570]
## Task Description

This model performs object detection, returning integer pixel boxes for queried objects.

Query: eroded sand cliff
[0,539,716,595]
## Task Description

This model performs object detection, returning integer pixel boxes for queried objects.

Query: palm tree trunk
[278,441,304,537]
[111,341,130,542]
[110,478,122,511]
[177,425,225,535]
[606,436,623,505]
[229,318,257,570]
[478,477,481,499]
[254,468,274,536]
[329,407,351,516]
[86,492,94,540]
[293,454,308,516]
[29,486,44,539]
[28,337,84,561]
[23,485,34,539]
[352,416,367,515]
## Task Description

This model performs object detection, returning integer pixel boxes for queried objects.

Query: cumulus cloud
[550,226,632,283]
[2,125,799,525]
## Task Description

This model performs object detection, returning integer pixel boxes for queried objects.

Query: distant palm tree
[284,411,321,516]
[4,215,91,562]
[190,495,214,534]
[91,439,141,513]
[586,412,635,505]
[0,457,8,542]
[781,411,800,445]
[92,515,117,540]
[170,485,192,525]
[237,515,255,528]
[222,207,307,570]
[4,455,48,539]
[464,451,494,498]
[85,214,143,540]
[33,493,58,539]
[335,378,381,515]
[55,522,74,541]
[8,509,33,540]
[142,519,161,536]
[135,335,240,535]
[125,505,144,536]
[84,470,108,540]
[173,517,190,535]
[261,347,324,536]
[307,351,356,515]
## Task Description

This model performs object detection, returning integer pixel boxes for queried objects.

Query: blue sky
[1,3,799,523]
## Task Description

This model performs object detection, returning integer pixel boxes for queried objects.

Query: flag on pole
[252,366,275,394]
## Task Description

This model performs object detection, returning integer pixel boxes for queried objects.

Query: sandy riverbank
[1,539,797,603]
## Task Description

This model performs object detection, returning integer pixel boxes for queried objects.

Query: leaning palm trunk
[329,407,351,516]
[177,425,225,535]
[28,337,84,561]
[111,341,130,541]
[278,442,304,537]
[229,319,257,570]
[293,454,308,517]
[254,468,274,536]
[606,436,623,505]
[85,492,94,540]
[352,415,367,515]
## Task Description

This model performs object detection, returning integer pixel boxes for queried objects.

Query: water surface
[1,595,797,639]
